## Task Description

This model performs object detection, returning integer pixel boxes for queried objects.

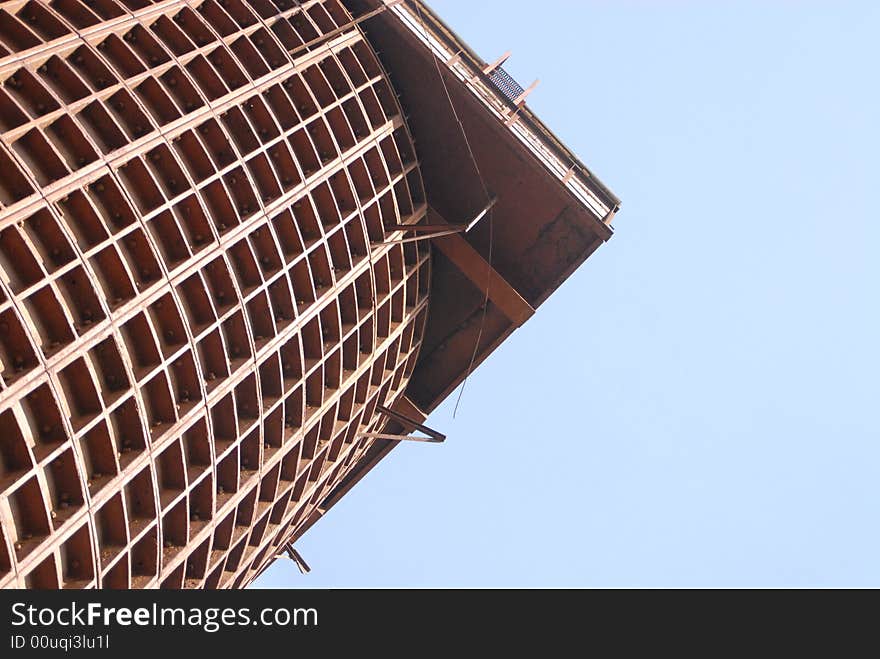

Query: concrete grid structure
[0,0,618,588]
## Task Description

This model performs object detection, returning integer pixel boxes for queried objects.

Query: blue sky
[255,0,880,587]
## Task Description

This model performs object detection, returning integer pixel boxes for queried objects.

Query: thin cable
[411,1,494,418]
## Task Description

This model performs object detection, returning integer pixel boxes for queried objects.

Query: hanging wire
[410,1,495,418]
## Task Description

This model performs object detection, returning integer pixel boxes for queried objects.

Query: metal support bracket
[357,404,446,443]
[483,51,512,75]
[380,196,497,245]
[279,543,312,574]
[502,79,540,126]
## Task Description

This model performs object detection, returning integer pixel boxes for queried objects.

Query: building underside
[0,0,618,588]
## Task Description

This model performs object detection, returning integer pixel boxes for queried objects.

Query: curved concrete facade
[0,0,429,588]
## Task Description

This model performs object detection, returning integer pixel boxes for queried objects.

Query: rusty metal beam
[430,207,535,326]
[382,197,496,244]
[280,545,312,575]
[357,404,446,442]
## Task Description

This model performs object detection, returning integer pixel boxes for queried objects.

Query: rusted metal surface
[0,0,430,589]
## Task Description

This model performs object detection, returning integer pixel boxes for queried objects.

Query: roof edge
[387,0,621,220]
